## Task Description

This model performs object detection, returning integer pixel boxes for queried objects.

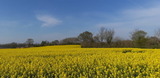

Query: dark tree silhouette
[26,38,34,47]
[78,31,93,42]
[131,30,147,48]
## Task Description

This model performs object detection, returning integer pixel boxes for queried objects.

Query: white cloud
[97,3,160,28]
[123,6,160,19]
[96,2,160,38]
[36,15,62,27]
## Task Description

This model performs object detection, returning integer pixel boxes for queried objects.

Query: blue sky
[0,0,160,43]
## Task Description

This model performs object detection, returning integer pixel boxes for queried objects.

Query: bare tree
[93,35,100,42]
[155,28,160,39]
[98,27,106,42]
[97,27,114,44]
[104,28,115,44]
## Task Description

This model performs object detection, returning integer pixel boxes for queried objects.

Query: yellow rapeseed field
[0,45,160,78]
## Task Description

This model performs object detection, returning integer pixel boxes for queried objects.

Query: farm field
[0,45,160,78]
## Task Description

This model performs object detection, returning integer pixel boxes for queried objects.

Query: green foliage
[41,41,49,46]
[78,31,93,42]
[122,50,132,53]
[131,30,148,48]
[26,38,34,47]
[122,49,145,53]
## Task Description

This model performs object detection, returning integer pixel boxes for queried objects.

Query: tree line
[79,27,160,48]
[1,27,160,48]
[0,38,80,48]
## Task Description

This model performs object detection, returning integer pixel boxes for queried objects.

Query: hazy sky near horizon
[0,0,160,43]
